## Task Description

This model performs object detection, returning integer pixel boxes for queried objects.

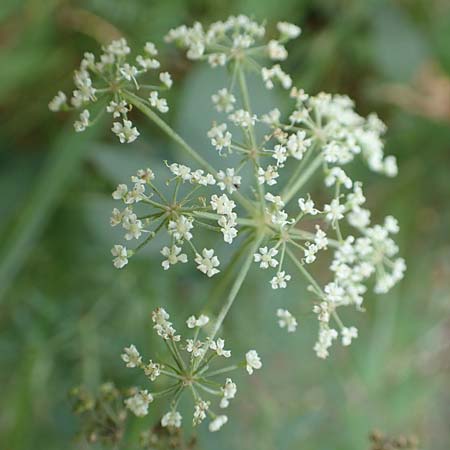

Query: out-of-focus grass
[0,1,449,449]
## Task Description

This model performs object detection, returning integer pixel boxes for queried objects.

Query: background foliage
[1,0,449,449]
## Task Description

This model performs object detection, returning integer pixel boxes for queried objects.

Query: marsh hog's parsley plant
[51,15,405,433]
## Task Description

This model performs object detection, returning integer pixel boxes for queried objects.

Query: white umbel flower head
[161,411,182,428]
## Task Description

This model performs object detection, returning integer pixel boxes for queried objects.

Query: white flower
[324,199,346,223]
[258,165,279,185]
[111,244,129,268]
[169,163,192,181]
[195,249,220,277]
[136,55,160,70]
[228,109,257,128]
[286,130,311,159]
[298,197,318,215]
[265,193,285,209]
[218,214,238,244]
[208,123,232,152]
[161,245,188,270]
[74,109,90,132]
[210,194,235,216]
[272,144,287,166]
[131,168,155,184]
[254,247,279,269]
[217,168,241,193]
[220,378,237,408]
[267,40,288,60]
[106,100,129,118]
[303,243,318,264]
[384,215,399,234]
[48,91,67,111]
[325,167,352,189]
[277,309,297,332]
[270,271,291,289]
[159,71,173,88]
[186,314,210,328]
[324,282,345,304]
[209,338,231,357]
[112,183,128,201]
[119,63,138,82]
[161,411,182,428]
[123,214,143,240]
[112,119,140,143]
[314,226,328,249]
[149,91,169,113]
[125,390,153,417]
[277,22,301,39]
[341,326,358,346]
[193,400,210,425]
[168,215,194,241]
[212,88,236,113]
[143,360,161,381]
[209,415,228,432]
[121,344,142,368]
[384,155,398,177]
[245,350,262,374]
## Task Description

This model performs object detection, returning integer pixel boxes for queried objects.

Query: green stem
[205,233,265,351]
[286,247,324,296]
[282,154,323,204]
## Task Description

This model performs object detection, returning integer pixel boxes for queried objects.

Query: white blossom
[245,350,262,374]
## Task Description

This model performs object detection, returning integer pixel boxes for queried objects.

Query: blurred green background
[1,0,449,449]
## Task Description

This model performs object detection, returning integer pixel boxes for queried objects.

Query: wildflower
[74,109,90,132]
[111,244,129,269]
[220,378,237,408]
[161,411,182,428]
[270,271,291,289]
[277,309,297,332]
[195,249,220,277]
[245,350,262,374]
[212,88,236,113]
[193,400,210,425]
[217,168,241,193]
[168,216,194,241]
[112,120,140,143]
[209,338,231,357]
[121,344,142,368]
[298,197,318,215]
[143,360,161,381]
[186,314,210,328]
[48,91,67,111]
[209,415,228,432]
[258,165,279,185]
[161,245,188,270]
[254,247,279,269]
[125,390,153,417]
[341,326,358,346]
[149,91,169,113]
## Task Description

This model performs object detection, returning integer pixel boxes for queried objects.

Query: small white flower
[111,244,129,268]
[267,40,288,60]
[277,309,298,332]
[121,344,142,367]
[125,390,153,417]
[186,314,210,328]
[74,109,90,132]
[106,100,129,118]
[209,338,231,357]
[161,411,182,428]
[161,245,188,270]
[254,247,279,269]
[159,71,173,88]
[209,415,228,432]
[298,197,318,215]
[48,91,67,112]
[324,199,346,223]
[119,63,138,82]
[193,400,210,425]
[341,326,358,346]
[212,88,236,113]
[195,248,220,277]
[270,271,291,289]
[220,378,237,408]
[210,194,235,216]
[303,243,318,264]
[168,215,194,242]
[112,119,140,143]
[258,165,279,185]
[143,360,161,381]
[217,168,241,193]
[149,91,169,113]
[265,193,285,209]
[144,42,158,56]
[228,109,257,128]
[208,123,232,153]
[277,22,302,39]
[245,350,262,374]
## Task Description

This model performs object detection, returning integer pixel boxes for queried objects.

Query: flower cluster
[49,38,172,142]
[53,16,405,373]
[121,308,261,432]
